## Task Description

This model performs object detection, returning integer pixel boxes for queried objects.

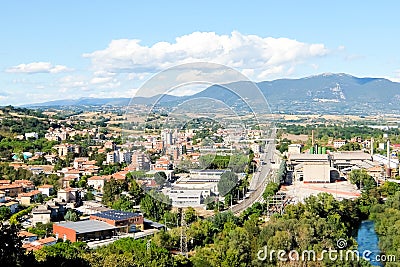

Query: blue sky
[1,1,399,105]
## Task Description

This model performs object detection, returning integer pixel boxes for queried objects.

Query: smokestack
[311,130,315,147]
[370,137,374,156]
[387,140,391,169]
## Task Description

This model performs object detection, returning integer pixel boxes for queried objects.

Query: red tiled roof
[18,230,38,237]
[19,190,41,197]
[38,184,54,188]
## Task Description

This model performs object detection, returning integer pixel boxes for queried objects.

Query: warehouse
[53,220,117,242]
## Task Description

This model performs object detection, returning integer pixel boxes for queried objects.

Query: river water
[356,220,383,266]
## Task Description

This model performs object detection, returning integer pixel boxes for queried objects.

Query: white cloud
[90,77,113,84]
[6,62,73,74]
[83,31,329,80]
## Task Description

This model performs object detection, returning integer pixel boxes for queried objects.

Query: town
[0,104,399,266]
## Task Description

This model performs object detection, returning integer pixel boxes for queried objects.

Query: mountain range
[26,73,400,115]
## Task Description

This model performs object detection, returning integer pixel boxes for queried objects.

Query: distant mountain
[183,73,400,115]
[26,94,181,108]
[25,73,400,115]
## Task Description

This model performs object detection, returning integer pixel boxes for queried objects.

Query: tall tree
[217,171,238,197]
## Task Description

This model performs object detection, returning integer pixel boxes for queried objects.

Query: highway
[231,129,278,214]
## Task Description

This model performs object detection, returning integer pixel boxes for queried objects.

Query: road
[231,130,277,214]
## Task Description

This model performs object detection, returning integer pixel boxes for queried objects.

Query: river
[356,220,383,266]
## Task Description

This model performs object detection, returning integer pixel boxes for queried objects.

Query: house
[14,180,35,192]
[333,140,347,149]
[18,190,42,205]
[73,157,90,169]
[87,175,111,192]
[32,205,52,225]
[0,184,23,197]
[19,231,38,244]
[0,200,19,214]
[57,188,80,203]
[25,132,38,140]
[23,237,57,251]
[53,144,80,157]
[62,175,79,188]
[38,185,54,197]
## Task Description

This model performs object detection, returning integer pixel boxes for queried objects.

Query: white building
[333,140,347,149]
[165,189,210,207]
[288,144,302,154]
[25,132,38,140]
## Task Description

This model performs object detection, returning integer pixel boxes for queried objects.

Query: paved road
[231,130,278,214]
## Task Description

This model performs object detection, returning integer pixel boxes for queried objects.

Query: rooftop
[91,210,142,221]
[55,220,116,234]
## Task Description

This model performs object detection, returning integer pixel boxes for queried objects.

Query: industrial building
[53,210,145,242]
[53,220,117,242]
[90,210,144,232]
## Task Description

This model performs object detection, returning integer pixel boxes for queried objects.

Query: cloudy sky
[1,1,399,105]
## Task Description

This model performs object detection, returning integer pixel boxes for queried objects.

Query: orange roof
[63,175,78,181]
[0,184,22,190]
[112,173,126,180]
[18,230,38,237]
[38,184,54,188]
[88,175,111,181]
[14,180,32,185]
[22,243,42,251]
[65,170,81,174]
[19,190,41,197]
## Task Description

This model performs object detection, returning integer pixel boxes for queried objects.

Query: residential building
[333,140,347,149]
[32,205,52,225]
[18,190,42,205]
[38,185,54,197]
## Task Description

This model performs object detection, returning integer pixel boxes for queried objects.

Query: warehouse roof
[55,220,116,234]
[91,210,142,221]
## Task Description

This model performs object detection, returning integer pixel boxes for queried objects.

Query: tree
[112,196,135,212]
[84,190,95,201]
[0,206,11,221]
[140,191,171,221]
[154,171,167,186]
[184,207,197,224]
[349,169,376,191]
[0,223,30,266]
[339,142,362,151]
[262,182,280,201]
[217,171,238,197]
[64,209,79,222]
[129,180,144,205]
[102,178,126,205]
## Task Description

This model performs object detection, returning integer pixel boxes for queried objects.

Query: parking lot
[281,180,360,203]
